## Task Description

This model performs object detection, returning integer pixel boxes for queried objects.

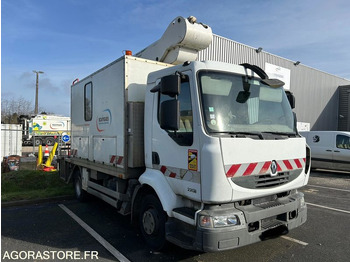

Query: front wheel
[139,194,167,250]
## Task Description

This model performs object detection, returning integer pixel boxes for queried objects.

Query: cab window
[158,77,193,146]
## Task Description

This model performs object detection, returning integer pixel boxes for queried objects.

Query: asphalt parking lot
[2,170,350,262]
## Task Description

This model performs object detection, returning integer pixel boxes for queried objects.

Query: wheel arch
[132,169,184,221]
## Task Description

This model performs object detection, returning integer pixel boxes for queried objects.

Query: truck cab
[139,60,310,251]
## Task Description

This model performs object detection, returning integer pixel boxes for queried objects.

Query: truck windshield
[198,71,296,135]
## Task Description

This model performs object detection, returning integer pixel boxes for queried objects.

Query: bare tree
[1,96,45,124]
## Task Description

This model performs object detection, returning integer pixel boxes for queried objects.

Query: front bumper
[166,191,307,252]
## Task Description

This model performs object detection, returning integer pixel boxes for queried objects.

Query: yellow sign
[188,149,198,171]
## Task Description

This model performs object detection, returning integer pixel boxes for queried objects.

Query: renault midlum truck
[59,16,311,252]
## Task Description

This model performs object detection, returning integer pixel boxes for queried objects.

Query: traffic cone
[44,145,50,158]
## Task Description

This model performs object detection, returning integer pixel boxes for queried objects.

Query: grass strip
[1,170,74,202]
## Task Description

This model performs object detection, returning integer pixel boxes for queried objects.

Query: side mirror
[160,100,180,130]
[161,75,180,97]
[151,75,181,97]
[285,91,295,109]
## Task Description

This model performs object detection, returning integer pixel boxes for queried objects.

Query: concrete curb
[2,195,75,208]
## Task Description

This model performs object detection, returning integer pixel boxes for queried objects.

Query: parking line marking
[306,202,350,214]
[307,184,350,193]
[281,236,308,246]
[59,204,131,262]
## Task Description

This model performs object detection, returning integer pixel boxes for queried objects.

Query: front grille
[255,172,289,188]
[232,170,300,189]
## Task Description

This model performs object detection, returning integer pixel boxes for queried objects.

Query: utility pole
[33,70,44,114]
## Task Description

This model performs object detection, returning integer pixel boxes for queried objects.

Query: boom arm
[136,16,213,65]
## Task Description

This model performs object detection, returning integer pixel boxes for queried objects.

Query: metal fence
[1,126,71,171]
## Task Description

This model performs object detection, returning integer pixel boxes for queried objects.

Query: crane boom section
[136,16,212,65]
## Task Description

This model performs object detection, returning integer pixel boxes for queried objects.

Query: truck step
[173,207,196,219]
[173,207,196,226]
[172,207,197,226]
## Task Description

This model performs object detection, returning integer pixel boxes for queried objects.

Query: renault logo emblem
[270,160,278,176]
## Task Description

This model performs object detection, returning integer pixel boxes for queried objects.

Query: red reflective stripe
[243,163,258,176]
[169,172,176,178]
[110,155,116,163]
[303,158,306,163]
[259,161,271,174]
[117,157,123,165]
[160,166,167,174]
[226,164,241,177]
[294,159,302,169]
[283,160,293,170]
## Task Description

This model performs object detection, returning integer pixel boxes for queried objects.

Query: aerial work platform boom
[136,16,212,65]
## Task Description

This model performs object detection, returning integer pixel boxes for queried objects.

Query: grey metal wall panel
[338,86,350,131]
[198,34,350,130]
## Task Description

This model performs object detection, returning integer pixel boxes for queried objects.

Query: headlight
[199,215,240,228]
[213,215,239,227]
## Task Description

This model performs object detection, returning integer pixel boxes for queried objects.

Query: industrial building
[198,34,350,131]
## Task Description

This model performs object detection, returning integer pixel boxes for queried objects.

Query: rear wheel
[139,194,167,250]
[34,138,43,146]
[45,137,55,146]
[73,170,87,202]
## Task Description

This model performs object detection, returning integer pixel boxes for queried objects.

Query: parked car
[300,131,350,172]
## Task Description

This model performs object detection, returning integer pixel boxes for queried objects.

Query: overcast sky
[2,0,350,116]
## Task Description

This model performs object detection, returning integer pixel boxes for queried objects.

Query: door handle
[326,150,332,152]
[334,150,340,153]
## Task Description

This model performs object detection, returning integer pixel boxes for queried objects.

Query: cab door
[151,72,201,201]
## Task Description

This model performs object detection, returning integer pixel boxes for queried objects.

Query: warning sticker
[188,149,198,171]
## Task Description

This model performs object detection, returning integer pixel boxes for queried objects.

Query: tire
[139,194,167,250]
[45,137,55,146]
[34,138,43,146]
[73,170,87,202]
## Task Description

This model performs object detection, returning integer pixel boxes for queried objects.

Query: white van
[300,131,350,172]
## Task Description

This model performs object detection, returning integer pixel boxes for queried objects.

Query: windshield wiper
[226,131,264,139]
[261,131,297,139]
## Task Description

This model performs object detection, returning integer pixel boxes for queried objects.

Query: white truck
[59,16,311,252]
[19,114,71,146]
